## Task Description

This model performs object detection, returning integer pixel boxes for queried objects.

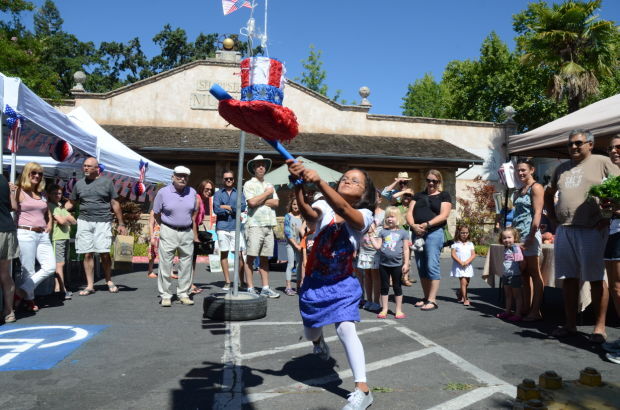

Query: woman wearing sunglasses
[10,162,56,312]
[406,170,452,311]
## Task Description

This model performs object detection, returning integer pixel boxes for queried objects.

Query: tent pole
[231,131,246,297]
[0,111,3,171]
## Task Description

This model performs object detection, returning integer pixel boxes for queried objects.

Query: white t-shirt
[312,199,373,250]
[450,241,474,278]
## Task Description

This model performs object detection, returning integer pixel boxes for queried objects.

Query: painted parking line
[0,325,107,371]
[214,321,515,409]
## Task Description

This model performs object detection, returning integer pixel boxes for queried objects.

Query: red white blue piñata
[49,140,73,162]
[211,56,298,145]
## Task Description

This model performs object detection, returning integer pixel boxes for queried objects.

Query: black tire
[203,293,268,321]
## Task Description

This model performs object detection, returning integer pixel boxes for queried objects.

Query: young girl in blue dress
[287,159,376,410]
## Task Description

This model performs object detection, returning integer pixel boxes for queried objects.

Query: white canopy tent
[508,93,620,157]
[67,107,173,184]
[0,72,98,166]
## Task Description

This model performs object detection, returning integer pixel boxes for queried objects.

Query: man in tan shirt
[545,129,619,343]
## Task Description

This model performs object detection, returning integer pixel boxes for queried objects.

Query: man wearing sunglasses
[545,129,619,343]
[152,166,199,307]
[213,170,248,291]
[66,157,126,296]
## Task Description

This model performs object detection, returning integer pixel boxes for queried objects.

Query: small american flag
[222,0,252,15]
[7,117,20,153]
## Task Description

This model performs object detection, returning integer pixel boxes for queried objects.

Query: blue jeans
[414,228,443,280]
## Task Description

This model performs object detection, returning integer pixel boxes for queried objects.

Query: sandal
[420,301,438,311]
[507,314,522,322]
[550,326,578,338]
[376,311,388,319]
[23,300,39,312]
[107,283,119,293]
[394,312,407,319]
[496,312,510,319]
[147,272,157,278]
[4,312,16,323]
[463,300,471,306]
[79,288,96,296]
[414,299,428,308]
[588,333,607,344]
[401,276,413,287]
[191,286,203,295]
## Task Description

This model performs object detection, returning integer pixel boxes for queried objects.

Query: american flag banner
[5,105,23,153]
[222,0,252,15]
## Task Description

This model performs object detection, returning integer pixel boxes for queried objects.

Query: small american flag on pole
[222,0,252,15]
[5,105,23,153]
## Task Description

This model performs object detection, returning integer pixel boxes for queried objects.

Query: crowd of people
[2,130,620,408]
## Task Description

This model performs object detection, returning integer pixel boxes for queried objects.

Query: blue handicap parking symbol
[0,325,107,371]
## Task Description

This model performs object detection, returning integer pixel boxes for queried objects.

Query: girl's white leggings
[304,321,367,383]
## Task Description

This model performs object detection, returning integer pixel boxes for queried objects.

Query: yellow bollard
[538,370,562,390]
[524,399,547,409]
[578,367,602,387]
[517,378,541,401]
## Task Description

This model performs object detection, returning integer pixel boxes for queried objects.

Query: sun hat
[247,155,272,175]
[173,165,191,175]
[397,172,412,180]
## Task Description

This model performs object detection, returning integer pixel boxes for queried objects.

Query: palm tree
[514,0,619,112]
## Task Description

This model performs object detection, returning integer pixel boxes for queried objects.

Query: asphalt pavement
[0,257,619,410]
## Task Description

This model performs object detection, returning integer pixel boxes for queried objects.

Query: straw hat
[397,172,412,180]
[247,155,272,175]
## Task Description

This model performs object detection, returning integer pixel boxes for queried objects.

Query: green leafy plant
[456,176,496,245]
[474,245,489,257]
[588,176,620,202]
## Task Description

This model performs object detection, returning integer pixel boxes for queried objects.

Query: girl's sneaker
[343,388,374,410]
[602,339,620,353]
[313,335,330,361]
[606,352,620,364]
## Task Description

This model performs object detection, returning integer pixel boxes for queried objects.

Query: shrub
[474,245,489,256]
[456,176,496,245]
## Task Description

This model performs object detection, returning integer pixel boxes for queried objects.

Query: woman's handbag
[197,226,216,255]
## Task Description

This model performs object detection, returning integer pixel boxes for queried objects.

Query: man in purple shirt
[152,166,199,307]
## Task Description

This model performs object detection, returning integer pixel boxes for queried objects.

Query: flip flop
[107,283,119,293]
[588,333,607,344]
[414,299,427,308]
[496,312,510,319]
[147,272,157,278]
[550,326,578,338]
[463,300,471,306]
[79,288,96,296]
[420,301,438,311]
[376,312,388,319]
[394,313,407,319]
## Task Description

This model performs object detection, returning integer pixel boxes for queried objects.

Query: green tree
[150,24,192,72]
[297,44,328,96]
[514,0,619,112]
[401,73,446,117]
[32,1,97,96]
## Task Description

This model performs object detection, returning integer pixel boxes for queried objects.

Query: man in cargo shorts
[243,155,280,298]
[66,157,126,295]
[545,129,619,342]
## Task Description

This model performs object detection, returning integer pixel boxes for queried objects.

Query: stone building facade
[56,52,513,222]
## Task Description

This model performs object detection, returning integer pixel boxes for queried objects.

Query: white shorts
[217,230,246,252]
[76,220,112,254]
[554,225,607,282]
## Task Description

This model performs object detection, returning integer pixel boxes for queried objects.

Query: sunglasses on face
[30,171,43,176]
[608,145,620,153]
[426,178,439,184]
[567,140,591,148]
[223,177,234,181]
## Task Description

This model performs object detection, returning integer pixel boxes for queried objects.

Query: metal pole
[231,131,246,296]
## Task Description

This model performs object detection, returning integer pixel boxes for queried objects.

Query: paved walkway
[0,258,618,409]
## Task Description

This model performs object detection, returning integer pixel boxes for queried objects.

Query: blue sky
[27,0,620,116]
